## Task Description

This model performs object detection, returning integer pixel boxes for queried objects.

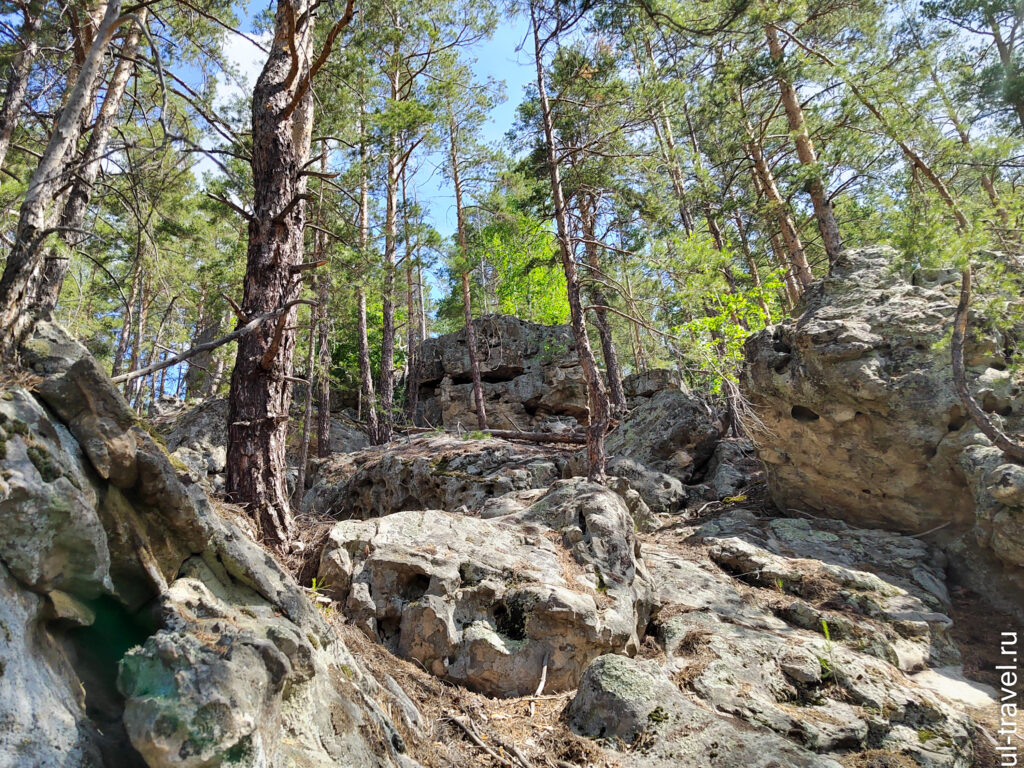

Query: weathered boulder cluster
[414,314,589,431]
[3,242,1019,768]
[1,324,409,768]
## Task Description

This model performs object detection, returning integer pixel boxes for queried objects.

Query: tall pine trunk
[34,11,147,314]
[378,129,399,442]
[765,24,842,266]
[579,192,625,415]
[225,0,317,548]
[530,1,609,480]
[0,0,123,351]
[745,123,813,290]
[357,285,379,442]
[449,116,486,430]
[315,272,331,457]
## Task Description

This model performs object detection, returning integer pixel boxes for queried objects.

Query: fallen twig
[446,716,515,767]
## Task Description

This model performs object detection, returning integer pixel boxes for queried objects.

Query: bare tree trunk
[378,89,400,442]
[0,0,124,351]
[294,314,316,503]
[34,10,146,313]
[530,1,609,480]
[765,23,842,266]
[579,192,625,415]
[357,285,379,443]
[111,259,141,378]
[128,276,150,403]
[356,107,378,442]
[225,0,319,549]
[402,168,421,426]
[449,115,486,430]
[0,0,46,175]
[745,125,813,289]
[315,273,331,457]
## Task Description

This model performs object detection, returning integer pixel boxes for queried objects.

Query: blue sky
[211,3,536,240]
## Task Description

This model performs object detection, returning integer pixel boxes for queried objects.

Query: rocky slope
[0,324,412,768]
[2,293,1017,768]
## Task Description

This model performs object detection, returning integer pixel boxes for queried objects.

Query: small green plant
[309,577,333,618]
[462,430,490,440]
[775,578,785,593]
[917,729,937,744]
[648,706,669,724]
[819,619,838,682]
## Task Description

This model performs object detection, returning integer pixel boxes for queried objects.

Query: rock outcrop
[564,508,988,768]
[317,479,653,697]
[303,433,568,519]
[415,315,588,430]
[742,245,1024,615]
[1,323,409,768]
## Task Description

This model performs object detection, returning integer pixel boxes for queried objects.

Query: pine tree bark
[579,192,626,415]
[530,1,609,480]
[225,0,319,548]
[0,0,46,175]
[449,116,486,430]
[765,23,842,266]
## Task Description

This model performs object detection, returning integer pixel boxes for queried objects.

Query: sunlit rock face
[741,245,1024,616]
[415,314,588,431]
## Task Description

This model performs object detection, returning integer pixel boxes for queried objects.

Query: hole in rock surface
[790,405,820,423]
[68,595,158,767]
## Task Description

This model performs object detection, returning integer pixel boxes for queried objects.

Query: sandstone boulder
[741,245,1024,615]
[318,479,653,697]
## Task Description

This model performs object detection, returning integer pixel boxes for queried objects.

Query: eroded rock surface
[742,245,1024,615]
[318,479,653,697]
[303,434,568,519]
[415,315,588,430]
[565,508,984,768]
[1,322,408,768]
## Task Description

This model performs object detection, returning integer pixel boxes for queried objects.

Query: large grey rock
[161,397,229,474]
[605,389,723,481]
[303,434,565,519]
[0,389,111,598]
[741,246,1024,615]
[620,509,977,767]
[1,322,408,768]
[621,368,685,403]
[0,561,109,768]
[584,388,722,514]
[568,655,841,767]
[318,479,653,697]
[415,315,588,430]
